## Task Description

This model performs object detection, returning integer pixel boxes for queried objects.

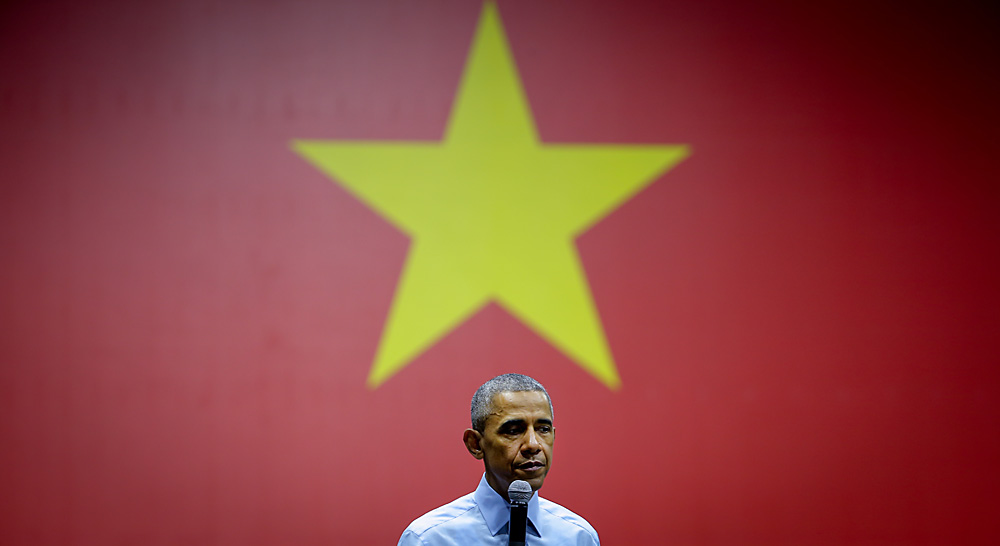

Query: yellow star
[292,1,689,389]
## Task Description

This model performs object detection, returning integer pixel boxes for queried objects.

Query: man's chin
[521,472,547,491]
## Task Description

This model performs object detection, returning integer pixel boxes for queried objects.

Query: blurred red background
[1,0,997,544]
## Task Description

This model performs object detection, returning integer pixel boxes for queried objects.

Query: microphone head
[508,480,533,504]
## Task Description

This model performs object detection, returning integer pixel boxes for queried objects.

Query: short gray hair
[470,373,553,433]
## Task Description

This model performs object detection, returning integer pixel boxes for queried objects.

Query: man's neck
[484,474,512,502]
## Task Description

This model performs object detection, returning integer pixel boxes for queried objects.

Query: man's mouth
[517,461,545,472]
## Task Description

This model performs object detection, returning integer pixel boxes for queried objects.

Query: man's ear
[463,428,484,460]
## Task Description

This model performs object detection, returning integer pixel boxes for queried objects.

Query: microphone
[507,480,532,546]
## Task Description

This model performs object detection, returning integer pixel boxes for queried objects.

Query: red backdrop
[1,0,998,544]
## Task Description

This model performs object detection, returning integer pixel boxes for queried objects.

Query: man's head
[463,373,555,500]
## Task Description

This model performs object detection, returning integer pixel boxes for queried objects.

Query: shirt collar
[473,474,542,538]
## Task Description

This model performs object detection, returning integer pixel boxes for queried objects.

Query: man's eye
[537,426,552,434]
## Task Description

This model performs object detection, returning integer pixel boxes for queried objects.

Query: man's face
[472,390,555,498]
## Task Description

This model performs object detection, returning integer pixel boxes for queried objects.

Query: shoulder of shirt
[402,492,478,537]
[538,496,600,541]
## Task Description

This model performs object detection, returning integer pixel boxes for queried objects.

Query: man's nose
[522,427,542,453]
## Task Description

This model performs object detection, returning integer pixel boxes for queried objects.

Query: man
[398,373,600,545]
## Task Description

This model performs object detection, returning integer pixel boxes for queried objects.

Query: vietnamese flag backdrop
[1,0,998,544]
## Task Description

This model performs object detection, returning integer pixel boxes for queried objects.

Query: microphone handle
[508,502,528,546]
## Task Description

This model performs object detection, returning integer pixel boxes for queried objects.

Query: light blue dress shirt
[398,475,599,545]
